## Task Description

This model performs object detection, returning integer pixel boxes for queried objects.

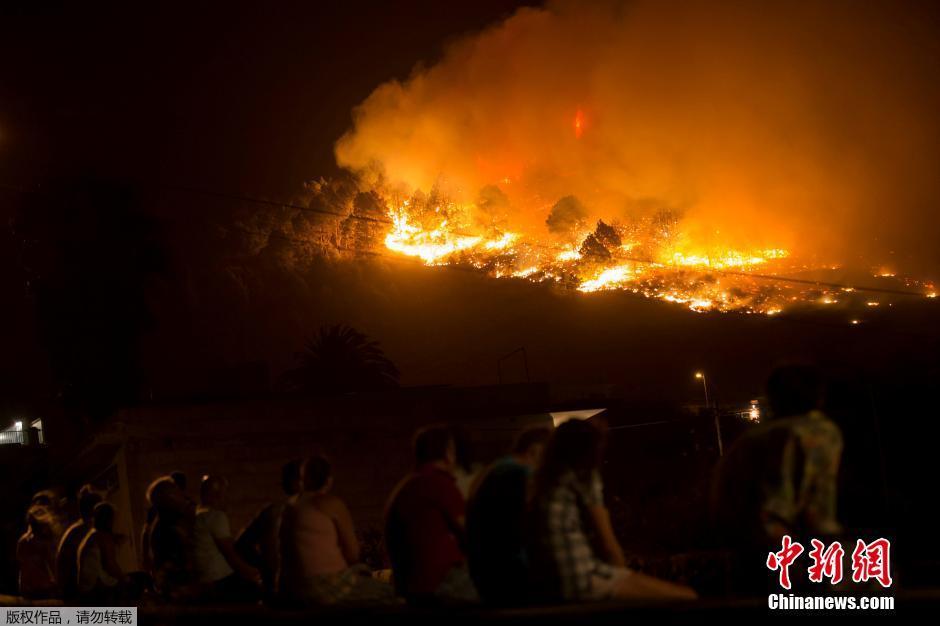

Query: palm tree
[279,324,399,393]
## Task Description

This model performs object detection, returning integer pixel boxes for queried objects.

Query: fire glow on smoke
[328,1,940,313]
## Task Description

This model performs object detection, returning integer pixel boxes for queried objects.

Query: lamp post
[695,371,723,457]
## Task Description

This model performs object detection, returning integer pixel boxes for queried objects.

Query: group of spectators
[14,419,696,607]
[14,364,842,607]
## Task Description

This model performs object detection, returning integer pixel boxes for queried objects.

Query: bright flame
[372,192,928,316]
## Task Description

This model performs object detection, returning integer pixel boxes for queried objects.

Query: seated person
[16,500,61,599]
[385,425,478,605]
[147,476,196,599]
[466,427,550,605]
[56,485,103,601]
[192,475,260,601]
[278,455,394,605]
[528,419,696,602]
[76,503,124,603]
[712,365,843,593]
[236,459,302,599]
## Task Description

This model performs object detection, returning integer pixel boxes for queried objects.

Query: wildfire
[370,191,937,315]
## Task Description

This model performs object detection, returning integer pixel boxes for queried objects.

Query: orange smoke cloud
[335,0,940,273]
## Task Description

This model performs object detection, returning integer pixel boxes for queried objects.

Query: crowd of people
[13,365,841,608]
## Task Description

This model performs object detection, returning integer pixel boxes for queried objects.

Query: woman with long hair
[528,419,696,602]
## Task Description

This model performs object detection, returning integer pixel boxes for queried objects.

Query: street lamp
[694,371,723,457]
[694,372,709,408]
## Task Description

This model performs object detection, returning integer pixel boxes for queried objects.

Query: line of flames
[381,201,935,315]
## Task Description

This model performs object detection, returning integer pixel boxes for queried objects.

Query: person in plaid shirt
[528,419,696,602]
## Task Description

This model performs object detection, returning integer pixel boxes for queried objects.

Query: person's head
[766,365,825,419]
[200,474,229,508]
[301,455,332,493]
[77,485,103,522]
[24,505,50,536]
[413,424,456,470]
[282,459,303,496]
[30,490,55,508]
[169,471,187,493]
[536,419,607,493]
[92,502,116,534]
[146,476,186,516]
[512,427,552,468]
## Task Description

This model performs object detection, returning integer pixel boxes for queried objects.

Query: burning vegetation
[274,1,940,315]
[382,187,797,313]
[264,178,934,316]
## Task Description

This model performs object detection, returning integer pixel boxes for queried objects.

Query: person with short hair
[236,459,302,599]
[278,455,395,605]
[76,502,124,603]
[56,485,103,601]
[466,427,551,605]
[147,476,196,599]
[192,475,260,601]
[528,420,696,602]
[712,365,843,593]
[384,425,478,604]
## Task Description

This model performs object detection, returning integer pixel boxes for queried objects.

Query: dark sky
[0,0,535,194]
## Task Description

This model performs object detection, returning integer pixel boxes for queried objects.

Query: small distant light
[694,372,703,379]
[927,292,937,299]
[850,319,860,325]
[866,301,880,307]
[14,421,23,431]
[748,400,761,422]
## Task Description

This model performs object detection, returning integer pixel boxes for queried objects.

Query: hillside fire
[375,188,934,314]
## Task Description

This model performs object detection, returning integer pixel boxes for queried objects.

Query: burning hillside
[375,186,933,314]
[302,1,940,314]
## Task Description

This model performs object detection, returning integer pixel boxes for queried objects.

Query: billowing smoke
[335,0,940,275]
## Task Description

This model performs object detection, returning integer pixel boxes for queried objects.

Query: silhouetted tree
[279,324,399,393]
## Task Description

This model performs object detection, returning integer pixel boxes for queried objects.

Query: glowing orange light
[574,109,585,138]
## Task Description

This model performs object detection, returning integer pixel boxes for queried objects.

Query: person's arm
[439,480,466,541]
[99,534,125,583]
[209,512,259,582]
[587,504,627,567]
[233,505,269,569]
[140,522,153,571]
[322,496,361,565]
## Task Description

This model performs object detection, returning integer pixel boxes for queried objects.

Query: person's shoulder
[77,529,97,550]
[793,411,842,443]
[57,521,82,548]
